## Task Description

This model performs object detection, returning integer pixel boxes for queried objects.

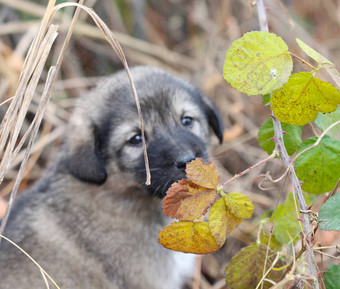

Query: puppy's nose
[174,154,196,170]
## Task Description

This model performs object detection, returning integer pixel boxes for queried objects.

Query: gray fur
[0,67,223,289]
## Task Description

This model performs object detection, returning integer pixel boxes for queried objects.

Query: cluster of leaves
[223,31,340,288]
[224,32,340,196]
[158,158,254,254]
[157,31,340,289]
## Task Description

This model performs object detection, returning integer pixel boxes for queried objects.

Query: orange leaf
[163,182,192,218]
[185,158,219,189]
[177,189,218,221]
[158,221,220,254]
[163,180,218,221]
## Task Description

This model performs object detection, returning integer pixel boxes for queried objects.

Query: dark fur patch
[134,129,208,198]
[67,142,107,184]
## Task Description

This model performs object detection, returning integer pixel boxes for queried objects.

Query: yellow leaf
[224,193,254,219]
[271,72,340,125]
[185,158,219,189]
[163,180,218,221]
[209,198,243,247]
[225,206,243,234]
[158,221,220,254]
[208,198,228,246]
[223,31,292,96]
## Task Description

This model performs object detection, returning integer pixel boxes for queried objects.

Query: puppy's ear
[202,96,224,144]
[66,124,107,185]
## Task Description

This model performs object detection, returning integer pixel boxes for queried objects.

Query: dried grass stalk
[0,24,59,236]
[0,0,150,238]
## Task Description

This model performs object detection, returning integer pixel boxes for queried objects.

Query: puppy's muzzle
[174,153,196,170]
[135,129,208,198]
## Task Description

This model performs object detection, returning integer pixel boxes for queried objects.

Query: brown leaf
[163,180,218,221]
[185,158,219,189]
[158,221,220,254]
[178,179,210,194]
[163,182,192,218]
[177,189,218,221]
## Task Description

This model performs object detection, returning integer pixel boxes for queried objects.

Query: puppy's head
[63,67,224,197]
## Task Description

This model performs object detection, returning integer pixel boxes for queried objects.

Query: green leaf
[271,192,311,244]
[258,118,303,155]
[225,243,284,289]
[296,38,334,66]
[259,230,282,251]
[315,107,340,140]
[223,31,292,96]
[324,264,340,289]
[295,136,340,194]
[318,194,340,231]
[271,72,340,125]
[262,94,271,105]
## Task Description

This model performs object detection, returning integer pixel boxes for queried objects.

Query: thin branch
[0,96,14,107]
[256,1,319,288]
[222,151,277,187]
[327,177,340,199]
[0,234,60,289]
[255,252,282,289]
[289,52,317,70]
[261,171,289,289]
[313,245,339,250]
[313,250,340,260]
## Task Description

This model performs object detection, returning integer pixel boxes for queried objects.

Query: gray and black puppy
[0,67,223,289]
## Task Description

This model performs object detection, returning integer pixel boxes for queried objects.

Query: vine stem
[221,152,277,187]
[289,52,317,70]
[266,120,340,184]
[256,1,319,288]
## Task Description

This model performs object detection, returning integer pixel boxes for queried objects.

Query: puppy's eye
[128,134,143,145]
[181,116,193,127]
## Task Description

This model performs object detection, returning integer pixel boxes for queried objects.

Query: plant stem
[289,52,317,70]
[256,1,319,288]
[221,152,277,187]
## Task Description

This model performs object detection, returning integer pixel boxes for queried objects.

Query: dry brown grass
[0,0,150,235]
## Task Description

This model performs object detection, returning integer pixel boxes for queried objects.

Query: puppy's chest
[125,213,196,287]
[171,251,197,286]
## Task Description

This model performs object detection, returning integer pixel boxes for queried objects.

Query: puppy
[0,67,223,289]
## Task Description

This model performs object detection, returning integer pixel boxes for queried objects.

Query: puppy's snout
[174,154,196,170]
